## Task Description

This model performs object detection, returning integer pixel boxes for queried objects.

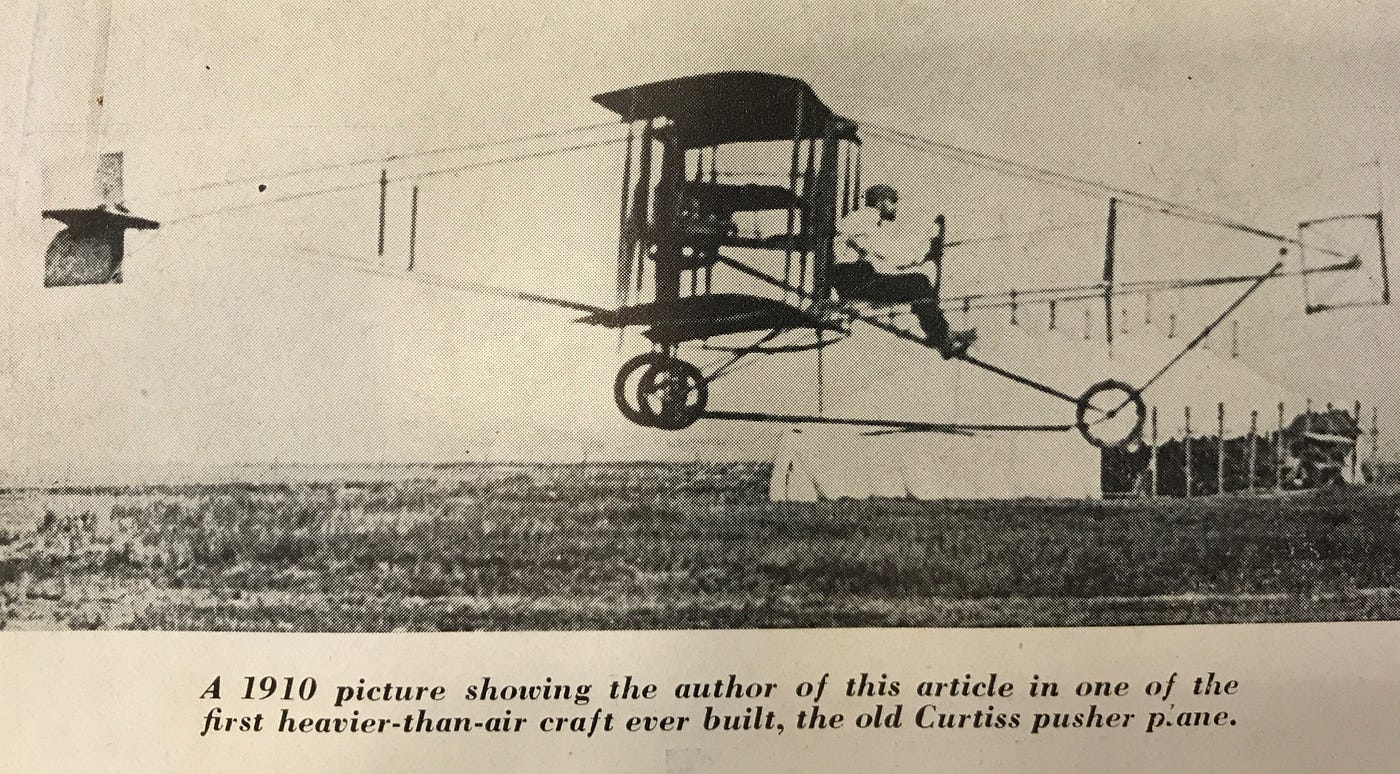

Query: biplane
[41,71,1389,451]
[580,72,1384,449]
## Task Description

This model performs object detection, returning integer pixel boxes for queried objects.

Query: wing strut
[1104,196,1117,356]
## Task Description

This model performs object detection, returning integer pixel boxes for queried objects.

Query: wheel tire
[613,353,708,430]
[615,353,666,427]
[1076,379,1147,450]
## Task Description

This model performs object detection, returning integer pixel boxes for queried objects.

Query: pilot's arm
[847,232,923,272]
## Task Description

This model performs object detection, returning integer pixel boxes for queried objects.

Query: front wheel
[1075,379,1147,450]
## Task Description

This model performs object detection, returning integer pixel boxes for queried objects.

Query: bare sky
[2,0,1398,478]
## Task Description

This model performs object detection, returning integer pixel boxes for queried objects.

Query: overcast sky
[2,0,1398,479]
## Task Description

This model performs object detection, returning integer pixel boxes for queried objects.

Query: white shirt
[836,209,931,271]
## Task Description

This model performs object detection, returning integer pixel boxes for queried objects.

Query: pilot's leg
[913,301,949,348]
[927,259,976,356]
[913,301,976,358]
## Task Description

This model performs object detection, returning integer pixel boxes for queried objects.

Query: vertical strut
[841,147,852,218]
[632,120,655,302]
[798,138,817,293]
[1297,221,1312,311]
[1104,197,1117,358]
[407,185,419,271]
[1376,160,1390,305]
[1377,210,1390,305]
[377,169,388,257]
[845,144,856,211]
[812,132,842,300]
[783,91,806,296]
[615,122,635,305]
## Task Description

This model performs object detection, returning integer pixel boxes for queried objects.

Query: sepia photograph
[3,0,1398,633]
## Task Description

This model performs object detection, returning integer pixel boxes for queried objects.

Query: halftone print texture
[5,1,1398,630]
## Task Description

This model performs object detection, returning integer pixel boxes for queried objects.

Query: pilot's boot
[914,304,973,359]
[944,327,977,357]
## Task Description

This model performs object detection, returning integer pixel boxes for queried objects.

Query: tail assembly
[41,152,159,287]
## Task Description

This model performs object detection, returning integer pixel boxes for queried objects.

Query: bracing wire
[944,219,1102,249]
[241,237,607,314]
[157,120,619,197]
[162,135,628,225]
[862,123,1356,261]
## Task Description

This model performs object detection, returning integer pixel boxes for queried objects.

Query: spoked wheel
[613,353,708,430]
[1076,379,1147,449]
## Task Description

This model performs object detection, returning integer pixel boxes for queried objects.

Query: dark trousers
[831,261,948,342]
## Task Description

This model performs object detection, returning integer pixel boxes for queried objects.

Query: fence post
[1217,402,1226,495]
[1373,406,1381,474]
[1149,406,1159,497]
[1184,406,1193,498]
[1354,400,1363,482]
[1247,410,1258,491]
[1276,402,1286,491]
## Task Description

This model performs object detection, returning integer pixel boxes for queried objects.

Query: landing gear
[614,353,708,430]
[1076,379,1147,449]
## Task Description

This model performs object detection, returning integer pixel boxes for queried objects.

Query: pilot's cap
[864,184,898,206]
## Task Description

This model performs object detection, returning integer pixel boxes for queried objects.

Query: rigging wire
[241,238,607,314]
[944,219,1102,250]
[161,135,628,225]
[862,123,1356,261]
[157,120,619,197]
[862,123,1256,226]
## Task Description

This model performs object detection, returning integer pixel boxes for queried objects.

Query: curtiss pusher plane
[40,72,1387,453]
[576,72,1385,449]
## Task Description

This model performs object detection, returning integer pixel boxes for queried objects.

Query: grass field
[4,462,1400,630]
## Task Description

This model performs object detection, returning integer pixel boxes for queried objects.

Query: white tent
[764,315,1303,502]
[770,425,1100,501]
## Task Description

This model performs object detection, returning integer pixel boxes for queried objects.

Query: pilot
[833,184,976,358]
